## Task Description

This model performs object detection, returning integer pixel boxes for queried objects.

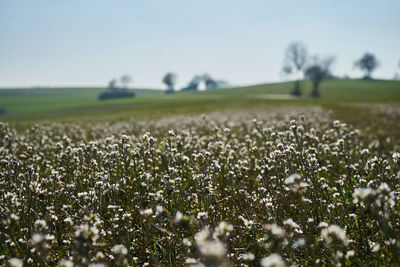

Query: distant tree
[162,72,177,94]
[282,42,308,96]
[101,76,135,100]
[354,53,379,80]
[182,75,201,91]
[304,56,335,98]
[99,90,135,100]
[396,60,400,80]
[108,79,118,90]
[120,75,132,88]
[202,74,218,89]
[398,59,400,79]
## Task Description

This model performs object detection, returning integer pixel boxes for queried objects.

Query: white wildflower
[8,258,23,267]
[260,253,286,267]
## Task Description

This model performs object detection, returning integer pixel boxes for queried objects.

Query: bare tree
[108,79,118,91]
[395,60,400,80]
[354,53,379,80]
[282,42,308,96]
[120,75,132,88]
[304,56,335,98]
[398,60,400,75]
[163,72,177,94]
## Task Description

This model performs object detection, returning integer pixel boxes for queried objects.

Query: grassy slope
[0,87,163,120]
[181,79,400,101]
[0,79,399,122]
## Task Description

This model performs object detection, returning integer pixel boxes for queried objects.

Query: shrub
[98,89,135,100]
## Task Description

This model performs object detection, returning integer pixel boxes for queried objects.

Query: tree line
[101,43,399,100]
[282,41,389,98]
[105,73,229,96]
[99,75,135,100]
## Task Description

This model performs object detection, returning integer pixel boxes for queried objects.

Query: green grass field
[0,79,399,123]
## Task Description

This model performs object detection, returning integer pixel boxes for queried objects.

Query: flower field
[1,107,399,266]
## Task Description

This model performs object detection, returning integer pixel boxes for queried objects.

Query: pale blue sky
[1,0,399,88]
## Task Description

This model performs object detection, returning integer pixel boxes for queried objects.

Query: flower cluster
[0,107,399,265]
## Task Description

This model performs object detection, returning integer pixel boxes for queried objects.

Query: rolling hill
[0,79,399,122]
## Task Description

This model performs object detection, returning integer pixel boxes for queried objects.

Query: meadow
[0,79,400,266]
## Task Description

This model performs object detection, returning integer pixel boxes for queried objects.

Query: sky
[0,0,399,89]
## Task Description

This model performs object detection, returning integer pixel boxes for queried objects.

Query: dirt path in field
[248,94,299,100]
